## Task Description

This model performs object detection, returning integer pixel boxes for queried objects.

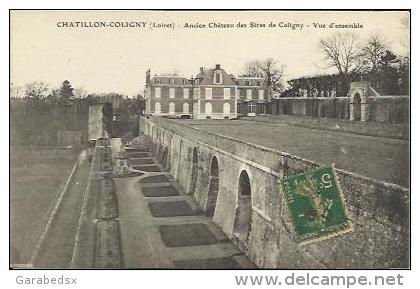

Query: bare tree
[24,81,49,99]
[243,58,285,97]
[243,60,263,77]
[318,32,366,94]
[362,33,388,72]
[318,32,366,75]
[74,88,88,99]
[10,83,23,98]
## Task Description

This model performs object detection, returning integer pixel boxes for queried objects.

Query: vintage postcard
[10,10,410,270]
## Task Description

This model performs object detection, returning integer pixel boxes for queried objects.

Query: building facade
[145,64,270,119]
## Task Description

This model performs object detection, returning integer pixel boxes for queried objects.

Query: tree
[59,80,74,99]
[243,58,285,98]
[380,50,399,67]
[73,88,87,99]
[318,32,366,95]
[24,81,49,99]
[398,56,409,95]
[362,33,388,73]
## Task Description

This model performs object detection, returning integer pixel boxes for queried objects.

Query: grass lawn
[10,147,77,264]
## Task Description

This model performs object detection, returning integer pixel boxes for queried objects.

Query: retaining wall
[140,116,409,269]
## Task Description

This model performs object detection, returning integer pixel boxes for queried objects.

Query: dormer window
[213,70,222,84]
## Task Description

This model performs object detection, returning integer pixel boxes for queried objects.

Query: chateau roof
[195,65,236,86]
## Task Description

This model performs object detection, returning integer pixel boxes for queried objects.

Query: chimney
[215,64,221,70]
[146,69,151,84]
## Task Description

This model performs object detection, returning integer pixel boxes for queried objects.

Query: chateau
[144,64,270,119]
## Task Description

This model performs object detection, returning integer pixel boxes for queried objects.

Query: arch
[175,139,183,179]
[223,102,231,114]
[189,147,199,195]
[206,156,219,216]
[154,102,161,114]
[161,147,169,169]
[183,102,190,113]
[205,102,212,114]
[169,102,175,114]
[233,170,252,252]
[352,93,361,121]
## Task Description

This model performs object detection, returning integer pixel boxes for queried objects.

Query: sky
[10,10,409,96]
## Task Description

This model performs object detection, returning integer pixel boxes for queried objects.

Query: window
[169,88,175,98]
[246,81,250,86]
[246,89,252,100]
[257,81,261,86]
[258,89,264,100]
[155,87,161,99]
[183,102,189,113]
[249,102,255,113]
[155,79,160,84]
[183,88,189,99]
[214,71,222,84]
[205,88,212,100]
[194,87,201,99]
[224,88,231,99]
[223,102,230,114]
[261,104,266,114]
[169,102,175,114]
[154,102,161,114]
[237,103,241,114]
[205,102,212,114]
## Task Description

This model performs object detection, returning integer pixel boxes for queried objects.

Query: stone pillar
[349,103,354,121]
[110,138,123,168]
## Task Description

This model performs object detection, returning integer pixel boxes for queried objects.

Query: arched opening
[353,93,361,121]
[162,147,169,170]
[206,156,219,216]
[189,147,199,195]
[233,170,252,252]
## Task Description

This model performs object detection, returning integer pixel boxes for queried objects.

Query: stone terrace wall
[272,97,350,119]
[369,96,410,124]
[272,96,409,124]
[139,116,409,269]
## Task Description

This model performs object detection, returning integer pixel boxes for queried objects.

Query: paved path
[114,144,254,269]
[177,119,409,187]
[34,157,90,268]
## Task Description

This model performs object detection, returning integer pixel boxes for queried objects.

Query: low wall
[369,96,410,124]
[140,116,409,269]
[272,97,350,119]
[272,96,409,124]
[241,115,409,140]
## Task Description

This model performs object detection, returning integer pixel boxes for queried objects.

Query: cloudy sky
[11,10,409,96]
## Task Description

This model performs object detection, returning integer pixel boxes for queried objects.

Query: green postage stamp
[281,165,353,245]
